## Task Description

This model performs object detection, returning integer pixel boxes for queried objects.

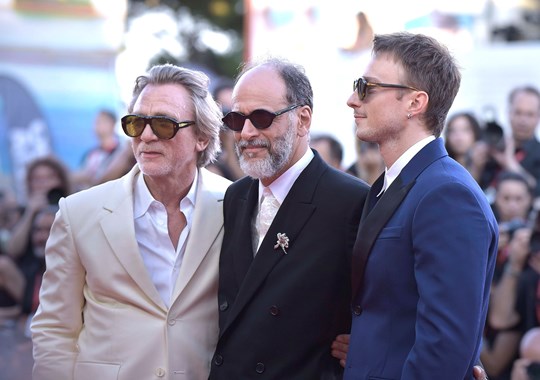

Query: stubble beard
[235,123,296,180]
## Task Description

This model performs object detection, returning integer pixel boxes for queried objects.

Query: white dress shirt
[252,148,314,251]
[378,135,436,196]
[133,170,198,307]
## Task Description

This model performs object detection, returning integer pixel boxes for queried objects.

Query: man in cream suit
[31,64,231,380]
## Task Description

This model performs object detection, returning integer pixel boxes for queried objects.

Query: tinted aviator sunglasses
[121,114,195,140]
[222,104,301,132]
[353,76,421,100]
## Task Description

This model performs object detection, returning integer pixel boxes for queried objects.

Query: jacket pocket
[74,361,120,380]
[378,226,402,239]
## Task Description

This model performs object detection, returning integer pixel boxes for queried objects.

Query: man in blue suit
[344,32,498,379]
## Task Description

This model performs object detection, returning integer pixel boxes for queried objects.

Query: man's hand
[473,365,489,380]
[332,333,489,379]
[331,334,350,368]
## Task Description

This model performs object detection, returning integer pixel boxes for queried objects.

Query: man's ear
[407,91,429,118]
[297,105,312,137]
[196,135,210,153]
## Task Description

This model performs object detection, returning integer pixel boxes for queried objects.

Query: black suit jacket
[209,152,369,380]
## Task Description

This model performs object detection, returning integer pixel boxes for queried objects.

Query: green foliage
[130,0,243,78]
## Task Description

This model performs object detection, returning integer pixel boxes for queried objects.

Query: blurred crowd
[308,84,540,380]
[0,78,540,380]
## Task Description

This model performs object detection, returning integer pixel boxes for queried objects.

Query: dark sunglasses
[121,114,195,140]
[222,104,301,132]
[353,76,421,101]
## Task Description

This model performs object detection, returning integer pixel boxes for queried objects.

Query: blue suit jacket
[345,138,498,380]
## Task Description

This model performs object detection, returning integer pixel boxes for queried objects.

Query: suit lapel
[350,138,448,301]
[232,180,260,286]
[361,173,384,220]
[221,154,324,334]
[99,166,166,311]
[351,176,414,301]
[171,169,224,303]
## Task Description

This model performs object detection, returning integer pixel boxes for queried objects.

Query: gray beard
[235,123,296,180]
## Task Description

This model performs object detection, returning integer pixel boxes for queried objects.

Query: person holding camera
[480,172,534,379]
[0,156,70,324]
[486,188,540,380]
[479,86,540,203]
[3,156,71,260]
[511,327,540,380]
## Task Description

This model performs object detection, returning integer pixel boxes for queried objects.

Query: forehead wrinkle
[135,85,193,120]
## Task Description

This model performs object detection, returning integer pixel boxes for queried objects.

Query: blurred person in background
[310,133,344,170]
[0,188,24,326]
[206,78,244,181]
[490,172,534,283]
[0,204,56,330]
[481,172,533,379]
[493,171,534,226]
[0,188,22,254]
[479,86,540,204]
[486,208,540,380]
[31,63,230,380]
[0,156,69,325]
[511,327,540,380]
[92,142,136,184]
[346,138,385,185]
[444,111,487,182]
[4,156,70,262]
[489,210,540,336]
[0,155,69,326]
[72,109,125,190]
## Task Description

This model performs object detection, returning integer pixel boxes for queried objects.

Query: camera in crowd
[46,187,66,206]
[530,213,540,255]
[527,361,540,380]
[480,106,505,151]
[499,218,529,241]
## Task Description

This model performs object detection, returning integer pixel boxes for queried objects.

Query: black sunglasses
[121,114,195,140]
[353,77,421,100]
[222,104,300,132]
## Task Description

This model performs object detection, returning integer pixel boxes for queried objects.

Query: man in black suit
[208,58,369,379]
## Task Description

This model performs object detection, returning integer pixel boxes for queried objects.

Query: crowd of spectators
[0,80,539,379]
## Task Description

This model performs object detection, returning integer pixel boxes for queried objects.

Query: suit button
[353,305,363,316]
[219,301,228,311]
[214,354,223,366]
[269,305,279,316]
[255,362,265,374]
[155,368,166,377]
[168,318,176,326]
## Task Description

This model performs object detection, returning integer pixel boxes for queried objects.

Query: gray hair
[508,85,540,108]
[128,64,222,167]
[236,57,314,112]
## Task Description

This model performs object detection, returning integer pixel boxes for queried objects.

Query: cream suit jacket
[31,166,231,380]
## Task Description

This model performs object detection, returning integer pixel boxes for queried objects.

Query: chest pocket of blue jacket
[378,226,402,239]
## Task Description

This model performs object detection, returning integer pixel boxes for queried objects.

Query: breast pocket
[378,226,402,239]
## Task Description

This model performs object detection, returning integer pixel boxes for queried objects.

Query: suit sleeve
[31,197,86,380]
[402,181,494,379]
